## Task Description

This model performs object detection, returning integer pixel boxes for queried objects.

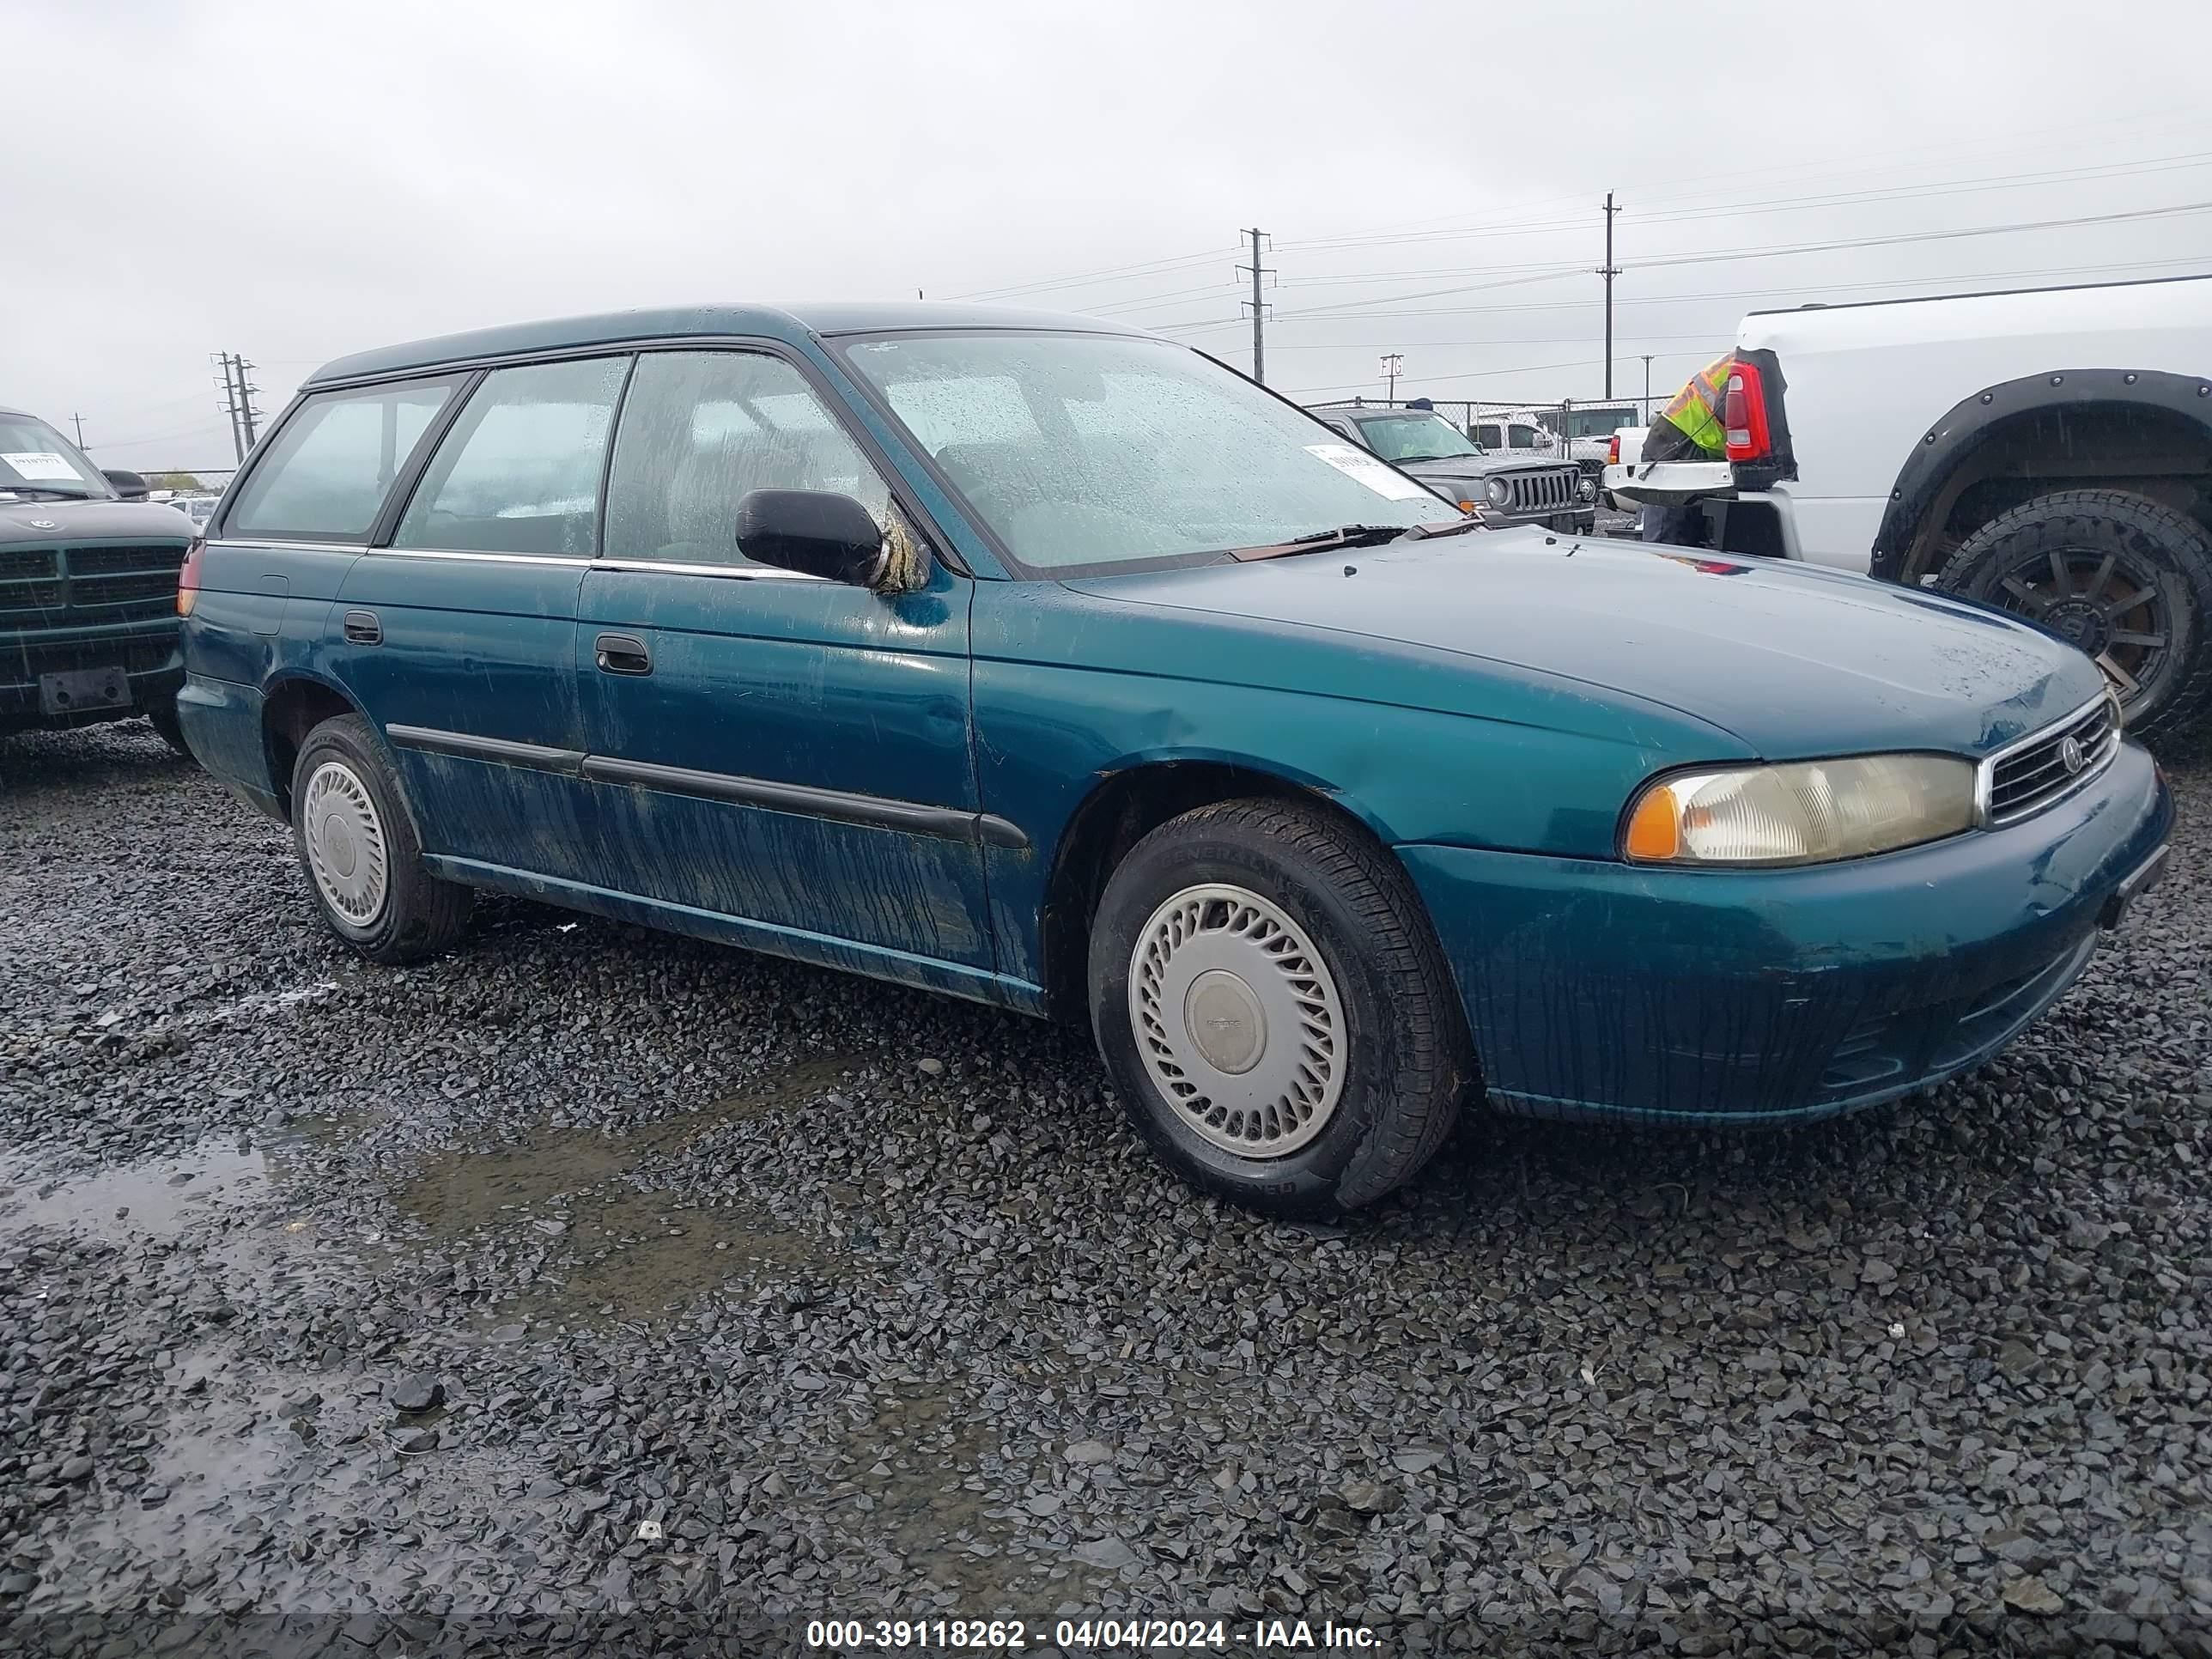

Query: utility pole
[70,414,88,451]
[1600,191,1621,400]
[213,352,263,461]
[1382,353,1403,404]
[1238,228,1273,384]
[234,356,261,449]
[214,353,245,463]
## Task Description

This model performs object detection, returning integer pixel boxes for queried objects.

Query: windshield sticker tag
[2,452,77,480]
[1304,443,1431,501]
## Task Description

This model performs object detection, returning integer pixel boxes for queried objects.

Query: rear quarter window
[222,379,459,541]
[393,356,629,558]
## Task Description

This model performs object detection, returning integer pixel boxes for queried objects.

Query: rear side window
[1473,423,1501,447]
[224,379,458,541]
[393,356,629,556]
[604,351,891,567]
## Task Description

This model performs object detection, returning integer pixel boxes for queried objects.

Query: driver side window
[604,351,892,567]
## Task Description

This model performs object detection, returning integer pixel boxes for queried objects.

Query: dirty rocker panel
[383,722,1028,849]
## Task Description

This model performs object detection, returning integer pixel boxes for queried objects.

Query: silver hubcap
[302,760,389,927]
[1129,884,1346,1158]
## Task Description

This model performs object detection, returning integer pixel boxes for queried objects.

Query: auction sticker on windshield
[1304,443,1431,501]
[2,452,77,479]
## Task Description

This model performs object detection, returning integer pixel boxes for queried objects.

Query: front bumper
[1486,507,1595,535]
[0,618,183,734]
[1399,742,2173,1125]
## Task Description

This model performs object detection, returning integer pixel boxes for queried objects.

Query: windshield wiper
[1,484,96,501]
[1227,517,1481,561]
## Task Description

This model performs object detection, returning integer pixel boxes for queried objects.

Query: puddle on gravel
[852,1387,1030,1603]
[400,1051,864,1329]
[0,1137,276,1243]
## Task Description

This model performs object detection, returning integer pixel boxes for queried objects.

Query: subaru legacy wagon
[176,303,2172,1217]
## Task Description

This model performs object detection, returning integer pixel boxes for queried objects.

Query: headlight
[1484,477,1510,506]
[1576,476,1599,502]
[1622,754,1978,866]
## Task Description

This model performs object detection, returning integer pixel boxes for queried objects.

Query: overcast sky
[9,0,2212,475]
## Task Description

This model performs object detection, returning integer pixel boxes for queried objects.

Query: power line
[944,244,1238,303]
[1272,200,2212,323]
[1277,101,2206,256]
[1277,148,2212,258]
[1284,349,1715,400]
[1150,252,2212,332]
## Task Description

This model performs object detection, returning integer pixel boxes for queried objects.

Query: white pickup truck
[1605,273,2212,740]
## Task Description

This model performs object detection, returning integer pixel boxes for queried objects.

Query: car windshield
[1564,407,1638,440]
[1350,412,1484,465]
[836,331,1462,574]
[0,416,112,499]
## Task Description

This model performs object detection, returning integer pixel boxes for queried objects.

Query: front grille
[0,548,65,616]
[1984,696,2120,823]
[0,542,189,625]
[1502,467,1579,515]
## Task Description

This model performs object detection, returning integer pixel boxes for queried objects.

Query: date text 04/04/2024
[803,1617,1382,1650]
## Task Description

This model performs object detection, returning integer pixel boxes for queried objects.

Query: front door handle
[595,631,653,676]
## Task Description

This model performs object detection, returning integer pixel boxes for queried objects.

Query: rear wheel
[1936,489,2212,743]
[1087,798,1472,1218]
[290,714,471,963]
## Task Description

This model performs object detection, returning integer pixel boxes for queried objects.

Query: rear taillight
[1723,362,1771,462]
[1607,433,1621,465]
[177,539,204,616]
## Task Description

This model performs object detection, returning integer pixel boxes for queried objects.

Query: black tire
[289,714,471,964]
[1936,489,2212,744]
[144,697,191,760]
[1086,798,1473,1218]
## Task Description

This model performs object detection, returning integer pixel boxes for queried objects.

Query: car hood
[0,498,197,544]
[1066,528,2104,760]
[1396,455,1565,483]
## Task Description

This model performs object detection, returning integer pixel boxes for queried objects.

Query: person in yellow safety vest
[1639,354,1733,546]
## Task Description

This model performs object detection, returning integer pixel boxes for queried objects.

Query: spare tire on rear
[1936,488,2212,744]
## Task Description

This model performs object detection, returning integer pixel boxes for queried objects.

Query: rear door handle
[343,609,381,645]
[595,631,652,676]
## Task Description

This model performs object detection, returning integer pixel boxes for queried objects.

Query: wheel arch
[1035,753,1400,1023]
[260,672,368,817]
[1869,368,2212,585]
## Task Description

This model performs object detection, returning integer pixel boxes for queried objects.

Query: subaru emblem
[28,519,57,530]
[2059,735,2085,775]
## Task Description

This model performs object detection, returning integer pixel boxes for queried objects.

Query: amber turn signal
[1622,784,1681,861]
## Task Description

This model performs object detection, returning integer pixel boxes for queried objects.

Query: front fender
[1869,368,2212,582]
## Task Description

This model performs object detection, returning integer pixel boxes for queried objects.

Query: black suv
[1308,402,1595,534]
[2,407,196,750]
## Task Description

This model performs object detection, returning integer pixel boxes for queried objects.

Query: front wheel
[290,714,471,963]
[1087,799,1472,1218]
[1936,489,2212,744]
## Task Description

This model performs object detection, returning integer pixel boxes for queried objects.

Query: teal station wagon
[176,303,2172,1216]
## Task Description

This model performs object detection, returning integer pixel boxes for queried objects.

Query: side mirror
[102,469,149,500]
[734,489,886,586]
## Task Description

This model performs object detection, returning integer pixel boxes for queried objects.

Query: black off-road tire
[290,714,471,964]
[1936,489,2212,744]
[1087,798,1474,1219]
[145,697,192,759]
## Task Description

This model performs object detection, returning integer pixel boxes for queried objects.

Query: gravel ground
[3,720,2209,1658]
